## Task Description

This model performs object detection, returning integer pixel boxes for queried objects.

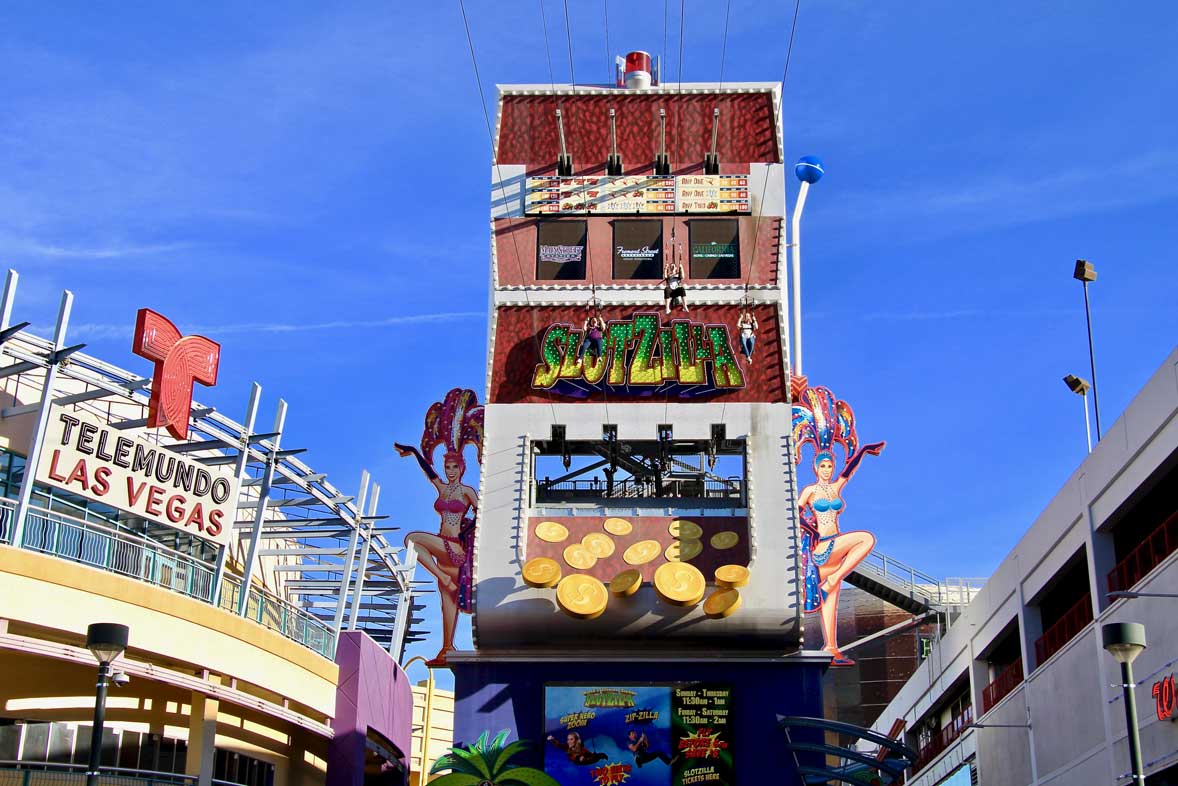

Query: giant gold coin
[603,517,633,536]
[653,562,707,606]
[609,569,642,597]
[665,539,703,562]
[703,588,742,618]
[556,575,609,619]
[563,544,598,570]
[669,519,704,540]
[710,531,740,550]
[582,532,616,558]
[535,521,570,543]
[622,540,662,565]
[522,557,562,588]
[714,564,750,588]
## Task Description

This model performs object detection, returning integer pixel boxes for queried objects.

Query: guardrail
[981,660,1024,713]
[0,762,239,786]
[1107,510,1178,594]
[912,706,973,773]
[1,501,334,660]
[857,550,946,605]
[1033,593,1093,668]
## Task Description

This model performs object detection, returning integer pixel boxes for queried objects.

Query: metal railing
[1,501,334,660]
[981,660,1024,713]
[1107,510,1178,594]
[0,762,239,786]
[535,476,743,503]
[912,706,973,773]
[856,550,947,606]
[1033,592,1093,668]
[219,575,334,659]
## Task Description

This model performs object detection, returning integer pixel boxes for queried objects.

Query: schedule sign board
[544,684,733,786]
[36,407,238,546]
[525,175,749,215]
[675,175,750,213]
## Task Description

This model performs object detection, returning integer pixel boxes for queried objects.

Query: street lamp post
[1073,260,1102,440]
[1103,622,1147,786]
[1063,374,1093,453]
[85,623,129,786]
[789,156,824,378]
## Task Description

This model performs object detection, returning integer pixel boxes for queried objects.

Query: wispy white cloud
[66,311,485,341]
[4,238,193,260]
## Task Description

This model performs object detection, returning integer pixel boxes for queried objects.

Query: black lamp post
[85,623,129,786]
[1073,260,1102,440]
[1102,622,1147,786]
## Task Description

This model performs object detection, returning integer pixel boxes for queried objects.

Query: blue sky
[3,2,1176,682]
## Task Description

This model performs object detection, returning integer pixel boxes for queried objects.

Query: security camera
[111,672,131,688]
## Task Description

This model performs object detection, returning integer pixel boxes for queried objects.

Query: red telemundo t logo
[133,309,220,440]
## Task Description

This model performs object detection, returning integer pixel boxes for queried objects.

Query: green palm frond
[429,751,482,777]
[491,740,531,775]
[496,767,562,786]
[472,730,491,754]
[425,773,485,786]
[488,729,511,756]
[448,746,494,780]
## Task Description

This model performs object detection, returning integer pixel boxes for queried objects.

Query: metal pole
[12,290,73,547]
[1121,660,1145,786]
[1081,391,1092,454]
[789,180,810,376]
[347,482,381,630]
[85,662,111,786]
[332,470,369,645]
[237,400,286,616]
[213,383,261,606]
[0,269,18,331]
[1082,281,1102,439]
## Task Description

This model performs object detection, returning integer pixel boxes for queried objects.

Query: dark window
[689,220,740,279]
[536,221,587,280]
[612,220,664,279]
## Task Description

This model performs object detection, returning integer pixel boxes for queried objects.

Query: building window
[1031,548,1093,668]
[536,220,587,281]
[612,220,664,280]
[688,219,740,279]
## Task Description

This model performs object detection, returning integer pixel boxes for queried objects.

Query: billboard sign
[525,176,747,215]
[675,176,750,213]
[36,407,238,546]
[544,684,733,786]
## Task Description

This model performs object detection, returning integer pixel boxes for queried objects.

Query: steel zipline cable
[457,0,560,430]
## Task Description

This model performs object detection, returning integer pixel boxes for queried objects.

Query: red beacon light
[615,50,660,89]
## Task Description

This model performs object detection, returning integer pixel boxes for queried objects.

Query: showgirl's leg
[817,570,841,655]
[437,575,459,659]
[818,531,876,594]
[406,532,458,593]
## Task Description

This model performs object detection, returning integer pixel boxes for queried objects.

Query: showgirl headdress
[791,385,857,466]
[421,388,485,467]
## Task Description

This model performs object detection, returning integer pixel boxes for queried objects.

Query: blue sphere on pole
[795,156,824,184]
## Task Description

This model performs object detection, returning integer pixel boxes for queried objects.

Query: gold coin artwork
[556,574,609,619]
[563,544,598,571]
[668,519,704,540]
[714,564,751,588]
[664,539,703,562]
[603,517,633,536]
[609,569,642,597]
[581,532,616,558]
[521,557,562,588]
[710,531,740,550]
[535,521,570,543]
[622,539,663,565]
[703,588,742,618]
[653,562,707,606]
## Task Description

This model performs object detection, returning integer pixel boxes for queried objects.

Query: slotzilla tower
[448,54,825,781]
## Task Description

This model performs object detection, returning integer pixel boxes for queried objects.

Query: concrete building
[868,349,1178,786]
[0,271,417,786]
[407,681,454,786]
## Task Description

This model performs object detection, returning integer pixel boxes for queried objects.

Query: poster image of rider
[544,686,673,786]
[792,383,885,668]
[395,388,484,667]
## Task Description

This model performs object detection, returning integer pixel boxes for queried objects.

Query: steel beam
[331,470,368,645]
[237,400,286,616]
[347,482,381,630]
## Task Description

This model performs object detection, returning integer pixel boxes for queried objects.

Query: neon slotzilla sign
[531,312,745,398]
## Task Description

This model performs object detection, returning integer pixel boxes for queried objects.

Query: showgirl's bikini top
[811,497,844,513]
[434,497,468,514]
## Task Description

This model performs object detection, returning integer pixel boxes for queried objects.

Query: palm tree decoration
[427,730,560,786]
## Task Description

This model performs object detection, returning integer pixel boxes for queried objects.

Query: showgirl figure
[395,388,484,667]
[793,385,884,666]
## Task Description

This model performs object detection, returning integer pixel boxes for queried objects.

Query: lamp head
[86,622,129,665]
[794,155,824,184]
[1102,622,1146,665]
[1073,259,1097,283]
[1063,374,1091,395]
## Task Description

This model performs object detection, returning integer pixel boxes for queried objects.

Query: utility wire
[458,0,559,429]
[718,0,732,90]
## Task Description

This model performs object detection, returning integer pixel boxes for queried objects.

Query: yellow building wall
[407,681,454,786]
